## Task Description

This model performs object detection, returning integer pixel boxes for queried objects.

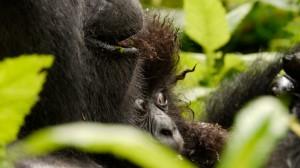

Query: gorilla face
[134,91,184,152]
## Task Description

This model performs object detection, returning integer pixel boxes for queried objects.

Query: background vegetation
[1,0,300,168]
[142,0,300,119]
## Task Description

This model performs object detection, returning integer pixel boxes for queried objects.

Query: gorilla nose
[158,127,184,152]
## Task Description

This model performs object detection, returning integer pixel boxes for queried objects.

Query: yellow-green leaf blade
[218,96,289,168]
[9,123,196,168]
[0,55,54,146]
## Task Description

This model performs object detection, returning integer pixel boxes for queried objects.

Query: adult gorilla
[0,0,143,135]
[1,1,185,167]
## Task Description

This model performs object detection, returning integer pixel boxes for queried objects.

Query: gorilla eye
[156,92,168,107]
[159,128,173,137]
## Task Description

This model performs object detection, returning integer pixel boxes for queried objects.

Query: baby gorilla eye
[156,92,168,108]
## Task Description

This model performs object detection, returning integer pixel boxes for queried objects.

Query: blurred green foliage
[0,55,53,167]
[218,97,289,168]
[225,3,294,53]
[8,123,195,168]
[139,1,300,167]
[141,0,300,119]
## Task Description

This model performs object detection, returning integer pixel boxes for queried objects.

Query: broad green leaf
[8,123,195,168]
[0,55,54,146]
[217,97,289,168]
[226,2,255,33]
[184,0,230,51]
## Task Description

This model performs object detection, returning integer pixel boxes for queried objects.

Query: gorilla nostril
[160,129,173,137]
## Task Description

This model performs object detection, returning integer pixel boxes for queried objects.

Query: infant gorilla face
[134,91,184,152]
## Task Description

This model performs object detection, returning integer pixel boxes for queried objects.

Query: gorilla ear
[135,99,146,111]
[155,92,168,108]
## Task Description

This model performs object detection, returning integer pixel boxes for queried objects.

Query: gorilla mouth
[85,37,139,55]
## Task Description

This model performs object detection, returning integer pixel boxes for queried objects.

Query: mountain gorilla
[0,0,184,167]
[121,17,228,168]
[203,48,300,168]
[0,0,181,146]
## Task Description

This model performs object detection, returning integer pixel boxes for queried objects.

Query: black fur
[202,49,300,168]
[0,0,145,167]
[0,0,144,136]
[125,13,300,168]
[266,49,300,168]
[16,152,103,168]
[1,1,187,167]
[204,56,283,129]
[84,0,143,43]
[123,16,229,168]
[0,1,88,136]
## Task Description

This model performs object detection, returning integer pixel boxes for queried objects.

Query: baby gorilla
[121,15,229,168]
[134,91,228,168]
[134,91,184,152]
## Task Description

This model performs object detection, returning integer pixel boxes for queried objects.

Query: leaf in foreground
[217,96,289,168]
[8,123,195,168]
[0,55,53,146]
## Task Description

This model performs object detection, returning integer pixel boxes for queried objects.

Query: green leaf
[184,0,230,51]
[284,17,300,42]
[0,55,54,146]
[8,123,195,168]
[217,96,289,168]
[226,2,255,33]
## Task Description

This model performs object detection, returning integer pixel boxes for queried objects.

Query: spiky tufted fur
[121,15,229,168]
